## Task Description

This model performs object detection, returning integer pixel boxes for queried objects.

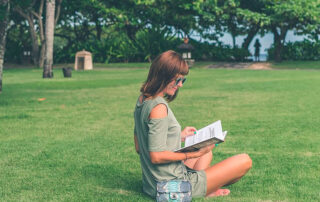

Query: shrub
[267,40,320,61]
[191,40,251,62]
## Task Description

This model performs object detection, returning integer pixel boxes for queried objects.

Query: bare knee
[206,150,213,160]
[198,150,212,163]
[194,150,213,170]
[238,153,252,173]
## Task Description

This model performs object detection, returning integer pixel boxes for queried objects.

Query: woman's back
[133,96,184,197]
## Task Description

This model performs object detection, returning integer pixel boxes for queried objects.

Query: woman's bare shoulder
[149,103,168,119]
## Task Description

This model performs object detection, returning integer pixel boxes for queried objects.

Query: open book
[175,120,227,152]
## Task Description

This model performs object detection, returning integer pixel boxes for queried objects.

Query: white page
[185,135,194,146]
[185,120,223,147]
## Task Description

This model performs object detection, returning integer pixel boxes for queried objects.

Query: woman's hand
[181,126,197,141]
[187,144,215,159]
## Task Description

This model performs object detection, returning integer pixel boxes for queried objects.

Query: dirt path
[207,62,272,70]
[247,62,272,70]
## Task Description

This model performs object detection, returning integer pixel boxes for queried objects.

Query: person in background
[254,39,261,61]
[133,50,252,199]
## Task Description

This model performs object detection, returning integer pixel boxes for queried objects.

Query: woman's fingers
[193,144,215,157]
[182,127,197,138]
[188,126,197,132]
[207,144,215,150]
[202,144,215,153]
[186,126,197,135]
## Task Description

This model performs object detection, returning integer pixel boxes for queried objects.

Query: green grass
[270,60,320,69]
[9,60,320,70]
[94,62,151,68]
[52,61,212,69]
[1,66,320,201]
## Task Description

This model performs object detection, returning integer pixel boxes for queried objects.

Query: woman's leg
[205,153,252,196]
[184,150,212,170]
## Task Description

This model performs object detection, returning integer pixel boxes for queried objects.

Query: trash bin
[62,67,72,77]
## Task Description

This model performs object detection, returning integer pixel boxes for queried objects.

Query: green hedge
[267,40,320,61]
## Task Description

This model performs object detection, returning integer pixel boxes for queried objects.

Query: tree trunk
[272,27,288,63]
[93,13,102,41]
[54,0,62,26]
[0,0,10,92]
[39,43,46,68]
[32,0,45,67]
[242,26,259,50]
[15,7,39,66]
[28,18,40,66]
[15,3,42,67]
[43,0,55,78]
[41,0,61,68]
[231,34,236,49]
[96,19,102,41]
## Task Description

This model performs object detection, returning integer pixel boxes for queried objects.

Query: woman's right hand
[188,144,215,159]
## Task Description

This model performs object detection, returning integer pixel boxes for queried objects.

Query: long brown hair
[140,50,189,102]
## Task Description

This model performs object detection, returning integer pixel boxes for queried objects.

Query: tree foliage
[263,0,320,61]
[3,0,320,65]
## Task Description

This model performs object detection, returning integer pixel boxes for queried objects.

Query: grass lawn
[46,60,320,70]
[270,60,320,70]
[1,66,320,201]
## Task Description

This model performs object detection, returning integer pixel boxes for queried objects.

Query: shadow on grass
[81,163,147,197]
[4,78,141,91]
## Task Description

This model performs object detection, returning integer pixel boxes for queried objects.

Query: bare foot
[207,189,230,197]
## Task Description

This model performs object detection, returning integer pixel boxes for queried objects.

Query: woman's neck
[156,92,165,97]
[144,92,165,101]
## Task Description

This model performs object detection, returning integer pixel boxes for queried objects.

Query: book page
[185,120,223,147]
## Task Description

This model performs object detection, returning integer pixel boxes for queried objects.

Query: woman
[133,50,252,198]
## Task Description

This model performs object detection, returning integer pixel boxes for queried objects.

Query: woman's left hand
[181,126,197,141]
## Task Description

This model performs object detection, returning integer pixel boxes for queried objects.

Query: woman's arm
[149,144,215,164]
[134,134,139,154]
[149,151,186,164]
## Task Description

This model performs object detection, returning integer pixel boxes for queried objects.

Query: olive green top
[133,96,186,197]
